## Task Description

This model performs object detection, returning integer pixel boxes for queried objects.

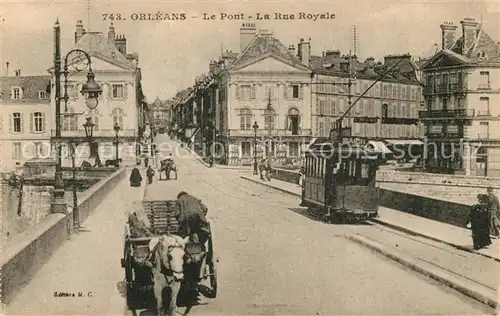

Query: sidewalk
[240,174,500,262]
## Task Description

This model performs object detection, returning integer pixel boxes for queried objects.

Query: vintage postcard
[1,0,499,315]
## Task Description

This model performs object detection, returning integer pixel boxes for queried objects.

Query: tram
[301,139,383,223]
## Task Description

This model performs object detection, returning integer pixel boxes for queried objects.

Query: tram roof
[305,142,383,159]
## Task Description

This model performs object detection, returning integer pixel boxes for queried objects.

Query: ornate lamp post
[52,20,102,214]
[113,122,121,163]
[253,121,259,175]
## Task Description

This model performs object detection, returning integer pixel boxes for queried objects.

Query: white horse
[147,235,189,316]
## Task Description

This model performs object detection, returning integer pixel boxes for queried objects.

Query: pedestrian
[130,167,142,187]
[486,186,500,238]
[298,166,305,187]
[466,194,492,250]
[144,156,149,168]
[146,166,155,184]
[258,159,266,180]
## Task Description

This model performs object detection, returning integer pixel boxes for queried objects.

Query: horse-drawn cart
[121,200,217,316]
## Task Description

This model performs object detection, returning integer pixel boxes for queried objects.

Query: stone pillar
[463,142,471,176]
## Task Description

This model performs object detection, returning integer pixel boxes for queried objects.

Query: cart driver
[176,191,210,280]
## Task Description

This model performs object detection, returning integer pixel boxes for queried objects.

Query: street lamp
[252,121,259,175]
[113,122,121,162]
[52,20,102,214]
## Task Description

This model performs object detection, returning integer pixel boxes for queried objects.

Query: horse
[104,158,122,167]
[147,234,189,316]
[159,159,178,180]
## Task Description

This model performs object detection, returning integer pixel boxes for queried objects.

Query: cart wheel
[206,234,217,298]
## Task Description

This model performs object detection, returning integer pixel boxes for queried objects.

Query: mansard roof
[449,25,500,65]
[0,75,51,103]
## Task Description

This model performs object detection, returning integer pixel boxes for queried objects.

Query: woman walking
[130,167,143,187]
[466,194,492,250]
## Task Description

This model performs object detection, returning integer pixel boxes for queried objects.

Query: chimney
[297,38,311,67]
[15,69,21,77]
[288,44,296,56]
[108,22,116,45]
[115,34,127,55]
[440,21,458,50]
[365,57,375,68]
[74,20,84,43]
[324,50,341,68]
[240,23,257,52]
[460,17,478,54]
[209,60,218,74]
[5,62,9,76]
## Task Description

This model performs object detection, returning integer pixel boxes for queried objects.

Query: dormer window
[38,91,49,99]
[11,87,22,99]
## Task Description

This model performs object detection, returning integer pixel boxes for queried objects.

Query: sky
[1,0,499,102]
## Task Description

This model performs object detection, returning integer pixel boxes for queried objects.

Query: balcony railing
[229,128,311,137]
[419,108,475,119]
[422,83,466,95]
[51,129,137,139]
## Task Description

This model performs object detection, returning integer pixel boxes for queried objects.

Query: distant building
[0,69,51,171]
[47,21,148,166]
[420,17,500,176]
[149,97,172,134]
[310,52,424,154]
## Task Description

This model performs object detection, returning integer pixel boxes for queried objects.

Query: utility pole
[266,89,273,171]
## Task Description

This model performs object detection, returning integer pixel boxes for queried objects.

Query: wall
[0,167,126,305]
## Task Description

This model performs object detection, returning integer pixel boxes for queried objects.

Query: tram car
[301,141,383,223]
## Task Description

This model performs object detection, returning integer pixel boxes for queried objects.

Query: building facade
[310,52,424,153]
[173,24,313,166]
[0,72,52,171]
[149,97,172,134]
[420,17,500,176]
[48,21,147,167]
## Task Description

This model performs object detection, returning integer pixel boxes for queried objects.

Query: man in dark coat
[176,191,209,241]
[146,166,155,184]
[466,194,492,250]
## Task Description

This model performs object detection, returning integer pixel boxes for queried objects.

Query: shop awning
[386,139,424,146]
[367,141,393,154]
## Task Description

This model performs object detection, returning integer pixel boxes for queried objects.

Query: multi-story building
[149,97,172,134]
[310,51,424,154]
[48,21,147,166]
[174,23,313,166]
[420,17,500,176]
[0,70,52,171]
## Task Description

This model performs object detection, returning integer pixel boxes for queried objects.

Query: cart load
[128,200,180,237]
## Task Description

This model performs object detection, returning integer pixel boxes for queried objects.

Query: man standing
[487,186,500,238]
[146,166,155,184]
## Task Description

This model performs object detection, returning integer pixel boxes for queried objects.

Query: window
[112,84,125,98]
[381,104,388,118]
[239,108,252,130]
[288,142,299,157]
[12,142,21,159]
[62,108,78,131]
[264,107,275,130]
[32,112,45,132]
[239,85,252,100]
[479,72,490,89]
[392,84,397,99]
[112,108,125,127]
[287,108,300,135]
[292,85,299,98]
[12,113,22,132]
[89,109,100,131]
[479,122,489,139]
[241,142,251,157]
[478,97,490,116]
[38,91,48,99]
[11,87,21,99]
[383,84,388,98]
